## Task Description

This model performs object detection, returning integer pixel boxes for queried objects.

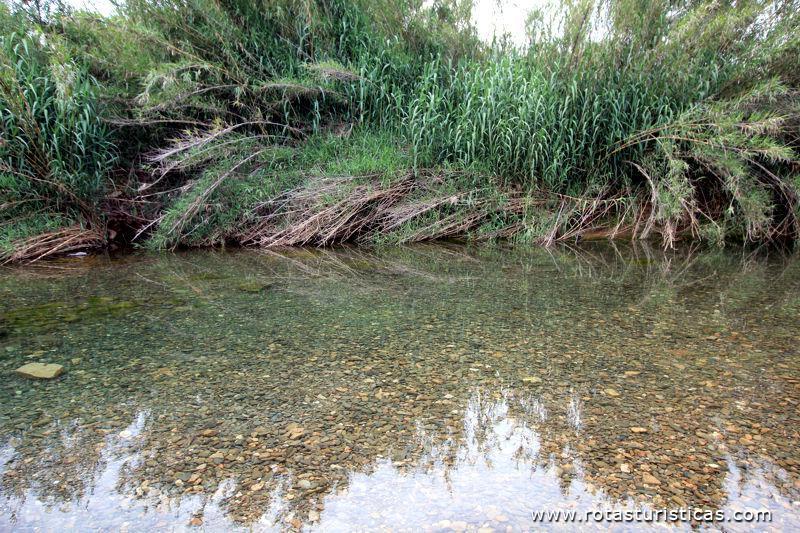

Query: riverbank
[0,172,682,264]
[2,1,799,262]
[0,172,791,264]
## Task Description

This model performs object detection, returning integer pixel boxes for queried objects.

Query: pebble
[0,246,798,532]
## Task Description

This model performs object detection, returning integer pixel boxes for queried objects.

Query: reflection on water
[0,243,799,531]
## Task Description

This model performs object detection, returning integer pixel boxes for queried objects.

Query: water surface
[1,243,799,531]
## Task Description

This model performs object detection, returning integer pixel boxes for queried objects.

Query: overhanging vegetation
[1,0,799,261]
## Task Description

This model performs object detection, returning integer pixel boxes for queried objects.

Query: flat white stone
[15,362,64,379]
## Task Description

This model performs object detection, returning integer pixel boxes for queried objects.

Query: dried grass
[1,226,105,264]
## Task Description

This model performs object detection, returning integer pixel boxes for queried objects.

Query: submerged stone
[1,245,799,530]
[237,281,273,293]
[642,473,661,486]
[15,362,64,380]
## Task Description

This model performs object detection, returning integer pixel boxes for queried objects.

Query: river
[1,243,798,531]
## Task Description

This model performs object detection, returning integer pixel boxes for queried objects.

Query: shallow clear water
[0,243,799,532]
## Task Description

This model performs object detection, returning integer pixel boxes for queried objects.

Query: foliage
[0,0,799,260]
[0,3,116,258]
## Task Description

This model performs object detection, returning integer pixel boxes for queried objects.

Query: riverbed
[1,243,798,531]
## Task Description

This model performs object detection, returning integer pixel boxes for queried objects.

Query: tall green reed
[0,6,116,236]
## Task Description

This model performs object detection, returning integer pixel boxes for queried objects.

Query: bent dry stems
[2,0,800,260]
